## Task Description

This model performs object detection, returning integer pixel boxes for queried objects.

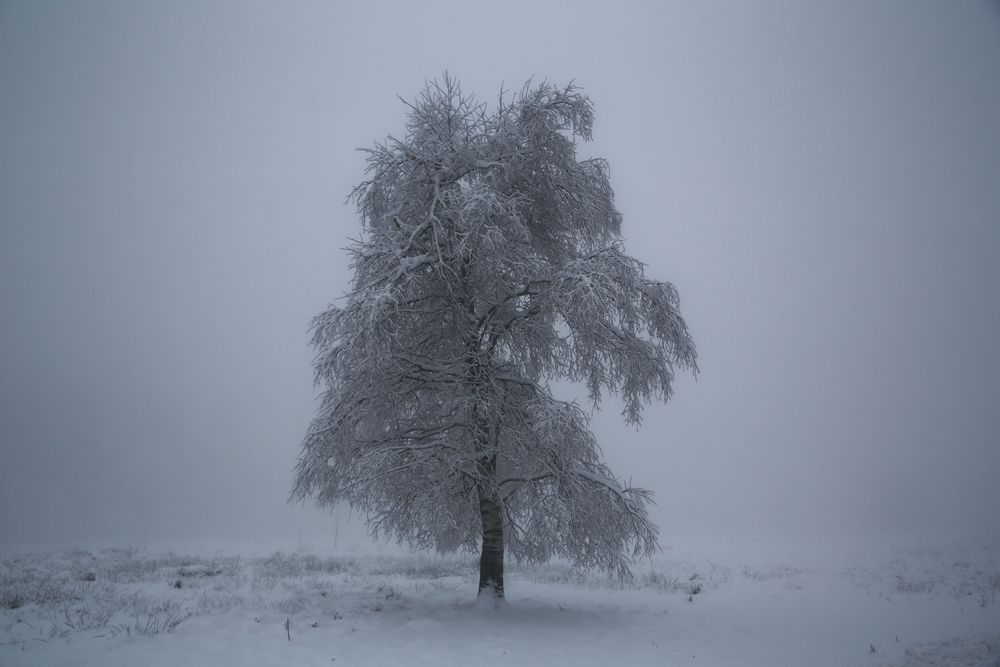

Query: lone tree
[293,76,697,601]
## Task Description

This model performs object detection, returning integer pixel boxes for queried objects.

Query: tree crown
[294,75,697,576]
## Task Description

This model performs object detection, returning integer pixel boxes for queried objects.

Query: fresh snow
[2,535,998,666]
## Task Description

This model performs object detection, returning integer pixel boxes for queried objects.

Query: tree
[292,75,697,601]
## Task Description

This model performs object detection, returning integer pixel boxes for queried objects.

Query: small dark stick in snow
[285,617,290,641]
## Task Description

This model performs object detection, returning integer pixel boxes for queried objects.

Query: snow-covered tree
[293,75,697,600]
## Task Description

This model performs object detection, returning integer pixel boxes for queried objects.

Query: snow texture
[2,536,998,666]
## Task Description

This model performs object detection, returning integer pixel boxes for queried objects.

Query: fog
[1,1,998,549]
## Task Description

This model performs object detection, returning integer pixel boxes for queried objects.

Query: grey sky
[1,1,998,547]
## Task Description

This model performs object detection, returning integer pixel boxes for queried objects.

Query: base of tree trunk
[475,586,509,610]
[476,567,504,600]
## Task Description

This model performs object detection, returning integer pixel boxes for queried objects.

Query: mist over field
[3,3,1000,666]
[2,1,999,552]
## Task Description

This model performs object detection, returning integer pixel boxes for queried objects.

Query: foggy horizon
[2,1,999,549]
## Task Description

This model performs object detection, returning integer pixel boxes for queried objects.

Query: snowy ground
[2,536,999,666]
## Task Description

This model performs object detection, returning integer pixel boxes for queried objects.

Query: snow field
[2,538,999,666]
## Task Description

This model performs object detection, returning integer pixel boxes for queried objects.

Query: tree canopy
[293,75,697,597]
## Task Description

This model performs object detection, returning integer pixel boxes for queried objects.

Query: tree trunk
[476,446,504,599]
[477,487,504,599]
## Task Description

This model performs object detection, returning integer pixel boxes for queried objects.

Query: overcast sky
[1,1,998,549]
